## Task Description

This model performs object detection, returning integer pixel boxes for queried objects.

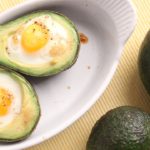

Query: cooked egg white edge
[7,15,69,65]
[0,73,22,128]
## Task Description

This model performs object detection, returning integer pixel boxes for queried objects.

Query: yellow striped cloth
[0,0,150,149]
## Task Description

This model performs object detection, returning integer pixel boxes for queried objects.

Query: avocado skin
[86,106,150,150]
[138,30,150,94]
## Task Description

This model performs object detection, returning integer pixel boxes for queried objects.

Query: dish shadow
[24,72,64,85]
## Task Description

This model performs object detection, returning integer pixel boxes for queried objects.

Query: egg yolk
[21,23,49,53]
[0,88,13,116]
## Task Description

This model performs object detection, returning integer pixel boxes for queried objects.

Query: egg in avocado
[0,68,40,142]
[0,11,80,76]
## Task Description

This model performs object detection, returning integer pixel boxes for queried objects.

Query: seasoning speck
[87,66,91,70]
[67,86,71,90]
[79,33,88,44]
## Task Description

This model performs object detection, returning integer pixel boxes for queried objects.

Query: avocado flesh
[138,30,150,94]
[86,106,150,150]
[0,11,80,77]
[0,68,40,142]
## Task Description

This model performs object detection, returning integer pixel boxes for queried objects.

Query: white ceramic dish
[0,0,136,149]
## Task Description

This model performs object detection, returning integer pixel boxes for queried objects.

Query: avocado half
[0,67,40,142]
[138,30,150,94]
[0,11,80,77]
[87,106,150,150]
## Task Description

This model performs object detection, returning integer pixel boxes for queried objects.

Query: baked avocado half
[138,30,150,94]
[0,11,80,77]
[0,67,40,142]
[86,106,150,150]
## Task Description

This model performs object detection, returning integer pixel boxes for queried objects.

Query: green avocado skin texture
[138,30,150,94]
[86,106,150,150]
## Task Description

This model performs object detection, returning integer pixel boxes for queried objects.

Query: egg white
[7,15,69,65]
[0,72,22,128]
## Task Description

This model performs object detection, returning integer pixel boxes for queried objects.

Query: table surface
[0,0,150,149]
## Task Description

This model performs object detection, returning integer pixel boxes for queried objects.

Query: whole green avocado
[138,30,150,94]
[86,106,150,150]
